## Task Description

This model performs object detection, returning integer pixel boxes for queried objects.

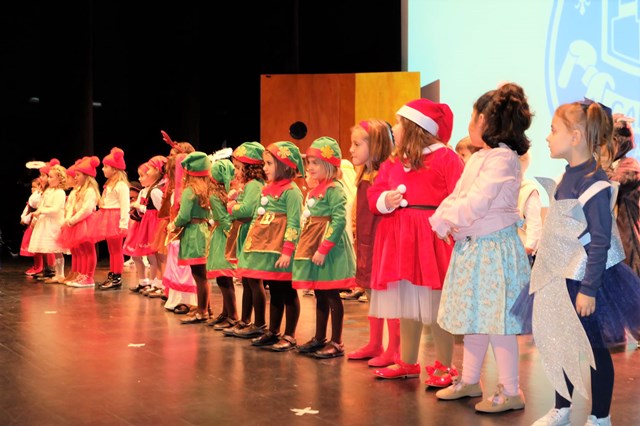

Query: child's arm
[576,188,612,316]
[116,181,130,231]
[172,188,195,229]
[431,149,513,237]
[229,181,259,218]
[367,160,403,214]
[522,189,543,254]
[275,187,302,269]
[67,190,98,226]
[312,185,348,266]
[37,190,65,216]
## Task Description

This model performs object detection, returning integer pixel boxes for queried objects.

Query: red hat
[102,147,126,170]
[75,156,100,177]
[40,158,60,175]
[147,155,168,171]
[397,99,454,143]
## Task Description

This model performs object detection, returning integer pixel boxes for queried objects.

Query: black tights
[555,347,614,418]
[266,280,300,337]
[314,289,344,343]
[190,264,210,315]
[216,276,237,320]
[240,277,266,327]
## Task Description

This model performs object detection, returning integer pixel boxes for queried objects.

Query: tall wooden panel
[260,72,420,156]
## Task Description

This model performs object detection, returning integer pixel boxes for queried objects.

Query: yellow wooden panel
[354,72,421,124]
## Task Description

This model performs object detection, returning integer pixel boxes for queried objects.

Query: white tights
[461,334,520,396]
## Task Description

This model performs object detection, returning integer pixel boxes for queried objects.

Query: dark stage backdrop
[0,1,401,255]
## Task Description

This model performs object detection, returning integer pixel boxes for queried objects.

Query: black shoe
[99,272,114,286]
[100,274,122,290]
[35,268,56,280]
[297,337,326,354]
[129,284,150,293]
[251,330,279,347]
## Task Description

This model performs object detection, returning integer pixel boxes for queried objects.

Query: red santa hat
[40,158,60,175]
[75,156,100,177]
[102,147,126,170]
[396,99,454,143]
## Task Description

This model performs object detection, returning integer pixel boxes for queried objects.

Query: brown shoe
[270,335,297,352]
[474,384,525,413]
[314,341,345,359]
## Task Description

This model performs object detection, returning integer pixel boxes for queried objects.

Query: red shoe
[25,267,42,276]
[424,360,458,388]
[374,359,420,379]
[347,345,383,360]
[367,353,395,368]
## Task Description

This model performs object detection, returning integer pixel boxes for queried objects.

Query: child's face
[138,169,150,187]
[66,174,77,187]
[262,152,276,182]
[305,156,326,181]
[391,116,404,149]
[456,147,473,163]
[129,189,139,202]
[102,164,114,179]
[546,114,574,161]
[349,131,369,167]
[48,171,60,188]
[38,173,48,186]
[146,167,161,183]
[75,172,86,185]
[232,158,244,181]
[467,110,487,148]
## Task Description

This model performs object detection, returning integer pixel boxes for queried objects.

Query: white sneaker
[531,407,571,426]
[585,415,611,426]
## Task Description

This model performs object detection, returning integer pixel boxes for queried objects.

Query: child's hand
[275,254,291,269]
[228,189,239,201]
[227,200,237,211]
[384,190,403,210]
[575,293,596,317]
[312,251,326,266]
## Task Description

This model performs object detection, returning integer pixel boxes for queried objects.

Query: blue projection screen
[406,0,639,200]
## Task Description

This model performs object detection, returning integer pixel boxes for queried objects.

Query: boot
[100,273,122,290]
[347,316,384,360]
[98,272,114,286]
[368,318,401,367]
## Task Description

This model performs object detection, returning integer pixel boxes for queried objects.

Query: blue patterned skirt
[437,225,531,335]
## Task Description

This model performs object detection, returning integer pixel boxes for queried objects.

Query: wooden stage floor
[1,256,639,425]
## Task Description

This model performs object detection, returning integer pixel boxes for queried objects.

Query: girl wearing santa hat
[94,147,130,290]
[62,156,101,287]
[430,83,532,413]
[369,98,464,388]
[346,119,397,366]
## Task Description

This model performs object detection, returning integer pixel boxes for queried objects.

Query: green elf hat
[306,136,342,167]
[233,141,264,164]
[181,151,212,177]
[210,158,235,192]
[266,141,305,178]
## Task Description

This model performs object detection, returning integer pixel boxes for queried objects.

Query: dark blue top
[555,159,612,297]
